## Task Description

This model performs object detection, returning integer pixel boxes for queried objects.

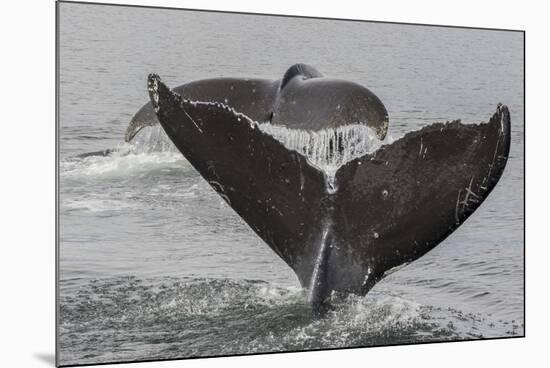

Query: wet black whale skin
[147,72,510,308]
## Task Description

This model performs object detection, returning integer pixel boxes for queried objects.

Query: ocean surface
[57,3,524,366]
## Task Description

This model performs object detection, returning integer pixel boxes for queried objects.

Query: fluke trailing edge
[130,64,511,309]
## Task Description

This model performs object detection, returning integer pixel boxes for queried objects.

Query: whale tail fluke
[331,104,511,282]
[147,74,511,309]
[147,74,331,296]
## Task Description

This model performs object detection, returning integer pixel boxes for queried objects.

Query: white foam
[347,293,421,325]
[61,150,185,179]
[63,197,139,213]
[61,126,185,179]
[126,125,178,154]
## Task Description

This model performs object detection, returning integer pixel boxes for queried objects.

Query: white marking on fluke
[182,108,203,134]
[307,225,331,304]
[148,78,160,113]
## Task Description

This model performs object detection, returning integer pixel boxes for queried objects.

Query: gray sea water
[57,3,524,366]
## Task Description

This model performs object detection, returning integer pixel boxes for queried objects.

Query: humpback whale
[125,64,389,142]
[129,64,511,310]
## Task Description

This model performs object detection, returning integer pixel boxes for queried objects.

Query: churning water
[58,3,524,366]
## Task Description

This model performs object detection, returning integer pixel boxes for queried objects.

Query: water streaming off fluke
[258,122,392,192]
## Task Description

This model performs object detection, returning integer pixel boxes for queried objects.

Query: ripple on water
[58,277,523,365]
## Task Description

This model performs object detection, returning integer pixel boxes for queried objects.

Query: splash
[60,125,183,179]
[58,276,520,365]
[125,125,178,154]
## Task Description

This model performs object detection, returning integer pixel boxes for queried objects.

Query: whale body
[130,64,511,310]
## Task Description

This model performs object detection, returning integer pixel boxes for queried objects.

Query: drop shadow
[34,353,55,366]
